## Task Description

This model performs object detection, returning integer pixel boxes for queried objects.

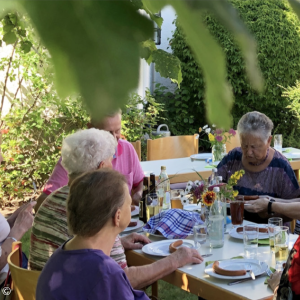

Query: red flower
[215,135,223,142]
[229,128,236,136]
[1,129,9,134]
[202,191,216,207]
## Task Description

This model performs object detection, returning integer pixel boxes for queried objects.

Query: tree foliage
[162,0,300,146]
[0,0,265,128]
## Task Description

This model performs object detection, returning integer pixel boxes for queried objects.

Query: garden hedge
[159,0,300,148]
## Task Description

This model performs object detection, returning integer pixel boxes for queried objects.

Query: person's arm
[34,192,48,213]
[131,180,143,206]
[124,247,203,289]
[246,198,300,220]
[0,202,35,270]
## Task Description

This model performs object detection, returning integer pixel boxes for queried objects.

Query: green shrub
[160,0,300,147]
[121,90,165,161]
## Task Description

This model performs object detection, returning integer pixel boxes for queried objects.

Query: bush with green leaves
[161,0,300,146]
[121,90,165,161]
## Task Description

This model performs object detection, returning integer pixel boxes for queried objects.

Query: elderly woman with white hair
[29,128,203,290]
[217,111,300,224]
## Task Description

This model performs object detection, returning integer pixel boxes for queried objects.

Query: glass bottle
[139,177,148,223]
[207,187,224,248]
[157,166,170,210]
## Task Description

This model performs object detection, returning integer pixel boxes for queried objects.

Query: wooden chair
[130,140,142,161]
[7,242,41,300]
[225,130,240,153]
[147,134,199,161]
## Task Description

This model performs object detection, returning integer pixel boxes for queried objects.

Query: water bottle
[207,187,224,248]
[210,168,218,185]
[157,166,170,210]
[217,176,227,232]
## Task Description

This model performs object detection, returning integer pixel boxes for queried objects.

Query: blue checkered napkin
[143,209,204,239]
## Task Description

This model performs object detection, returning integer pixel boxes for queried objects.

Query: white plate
[123,219,144,233]
[205,259,268,280]
[183,204,202,212]
[131,206,139,217]
[190,153,212,160]
[142,229,193,238]
[142,239,195,257]
[283,152,300,160]
[229,226,269,240]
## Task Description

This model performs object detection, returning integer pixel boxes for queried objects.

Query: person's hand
[7,201,36,227]
[171,247,204,268]
[10,201,36,240]
[131,193,142,206]
[121,233,151,250]
[244,198,269,213]
[267,271,282,292]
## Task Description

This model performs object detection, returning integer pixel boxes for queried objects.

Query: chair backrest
[130,140,141,161]
[225,130,240,153]
[147,134,199,161]
[8,242,41,300]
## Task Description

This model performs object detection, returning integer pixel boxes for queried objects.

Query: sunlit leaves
[152,50,182,87]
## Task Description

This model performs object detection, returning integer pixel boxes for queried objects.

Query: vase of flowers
[199,125,236,163]
[201,190,216,224]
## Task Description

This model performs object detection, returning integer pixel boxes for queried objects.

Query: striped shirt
[28,186,127,271]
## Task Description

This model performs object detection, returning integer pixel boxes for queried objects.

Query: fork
[247,264,255,280]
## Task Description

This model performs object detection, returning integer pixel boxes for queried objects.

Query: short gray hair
[61,128,117,176]
[237,111,274,143]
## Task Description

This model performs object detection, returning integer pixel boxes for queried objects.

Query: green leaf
[17,28,26,37]
[188,0,264,93]
[3,24,15,34]
[20,40,32,53]
[21,0,153,121]
[9,13,17,25]
[152,49,182,87]
[171,0,233,128]
[0,40,2,47]
[3,31,17,45]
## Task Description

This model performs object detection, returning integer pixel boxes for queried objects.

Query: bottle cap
[161,166,166,170]
[213,187,220,192]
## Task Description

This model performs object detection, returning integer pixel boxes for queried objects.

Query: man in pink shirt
[35,111,144,211]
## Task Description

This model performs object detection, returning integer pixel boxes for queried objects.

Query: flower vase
[201,204,210,224]
[212,143,226,163]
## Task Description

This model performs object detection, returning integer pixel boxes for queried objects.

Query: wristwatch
[268,198,275,215]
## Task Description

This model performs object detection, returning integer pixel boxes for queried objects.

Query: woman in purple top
[217,111,300,224]
[36,169,150,300]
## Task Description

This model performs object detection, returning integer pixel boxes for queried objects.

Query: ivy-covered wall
[160,0,300,147]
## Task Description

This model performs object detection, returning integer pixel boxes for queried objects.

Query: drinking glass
[244,225,259,259]
[193,224,207,249]
[146,192,160,221]
[274,134,283,153]
[268,217,283,253]
[230,196,244,227]
[274,226,289,270]
[170,189,184,209]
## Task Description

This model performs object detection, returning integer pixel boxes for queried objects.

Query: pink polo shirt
[43,139,144,195]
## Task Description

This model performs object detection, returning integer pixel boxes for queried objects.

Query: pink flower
[216,135,223,142]
[215,129,223,135]
[229,128,236,136]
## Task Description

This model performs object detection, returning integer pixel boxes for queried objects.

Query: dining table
[140,147,300,183]
[125,221,299,300]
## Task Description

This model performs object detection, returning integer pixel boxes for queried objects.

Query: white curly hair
[61,128,117,175]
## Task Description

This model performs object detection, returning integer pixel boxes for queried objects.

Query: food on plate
[212,261,246,276]
[169,240,183,253]
[236,226,268,234]
[128,221,137,227]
